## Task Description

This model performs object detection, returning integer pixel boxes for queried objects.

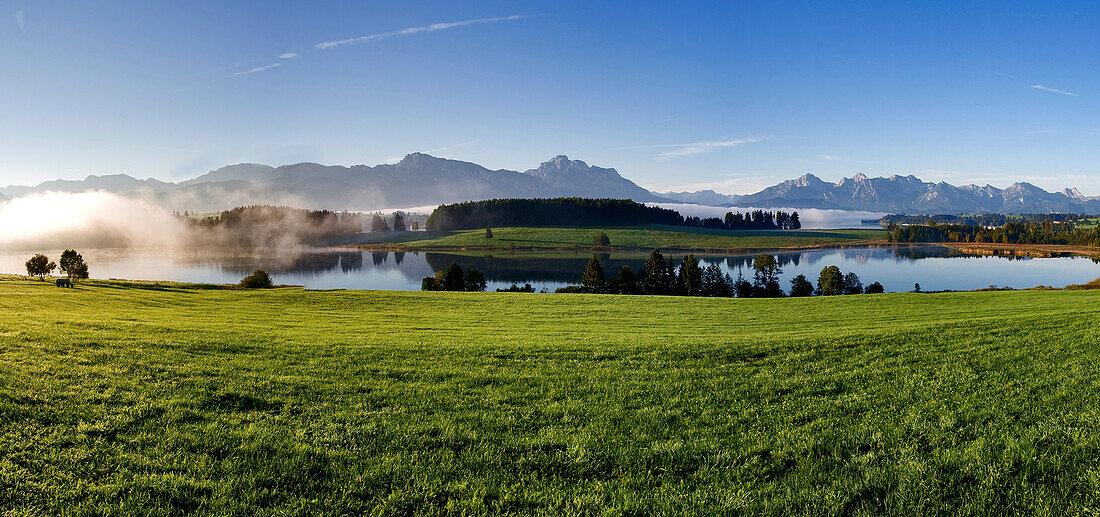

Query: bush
[593,231,610,248]
[240,269,274,289]
[865,281,885,294]
[497,283,535,293]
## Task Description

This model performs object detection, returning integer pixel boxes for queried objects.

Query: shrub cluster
[421,262,487,292]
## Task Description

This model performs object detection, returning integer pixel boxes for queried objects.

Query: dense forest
[880,213,1094,227]
[425,198,800,231]
[889,220,1100,246]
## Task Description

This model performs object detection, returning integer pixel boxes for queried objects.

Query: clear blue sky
[2,1,1098,193]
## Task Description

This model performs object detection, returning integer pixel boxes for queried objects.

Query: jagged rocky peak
[791,173,824,186]
[1063,187,1085,199]
[398,152,442,166]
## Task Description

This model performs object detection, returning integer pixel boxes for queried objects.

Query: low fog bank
[0,192,369,251]
[650,203,886,229]
[0,192,188,250]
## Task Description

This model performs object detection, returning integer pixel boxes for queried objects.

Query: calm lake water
[2,246,1098,292]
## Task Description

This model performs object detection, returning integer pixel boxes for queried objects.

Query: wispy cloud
[620,138,760,159]
[646,176,774,196]
[1030,84,1079,97]
[15,10,24,32]
[426,140,479,154]
[315,15,525,50]
[227,63,280,77]
[278,53,298,59]
[818,154,842,160]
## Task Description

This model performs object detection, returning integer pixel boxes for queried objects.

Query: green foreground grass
[360,225,886,251]
[3,278,1100,514]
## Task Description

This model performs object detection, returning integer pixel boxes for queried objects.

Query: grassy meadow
[3,277,1100,514]
[359,225,886,251]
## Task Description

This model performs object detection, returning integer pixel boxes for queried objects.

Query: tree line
[558,249,882,297]
[889,220,1100,246]
[880,213,1094,227]
[686,210,801,230]
[426,198,800,232]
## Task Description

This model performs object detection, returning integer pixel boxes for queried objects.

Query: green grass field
[3,278,1100,514]
[359,225,886,251]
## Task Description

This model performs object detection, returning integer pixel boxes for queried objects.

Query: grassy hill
[358,225,886,251]
[2,277,1100,514]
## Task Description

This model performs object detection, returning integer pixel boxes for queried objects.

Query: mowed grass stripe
[1,278,1099,514]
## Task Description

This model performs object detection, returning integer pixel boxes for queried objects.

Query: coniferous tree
[370,214,391,232]
[701,264,732,297]
[614,265,638,295]
[789,274,814,297]
[677,254,703,296]
[593,231,611,248]
[641,249,669,295]
[392,212,407,231]
[485,226,494,239]
[580,255,606,291]
[733,272,753,298]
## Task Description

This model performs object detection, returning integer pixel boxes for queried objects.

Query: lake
[2,245,1098,293]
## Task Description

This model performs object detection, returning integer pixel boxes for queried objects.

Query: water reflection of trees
[168,244,1087,285]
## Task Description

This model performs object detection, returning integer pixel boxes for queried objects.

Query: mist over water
[650,203,886,229]
[0,192,188,250]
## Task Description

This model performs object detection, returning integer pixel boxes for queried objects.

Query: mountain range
[2,153,1098,214]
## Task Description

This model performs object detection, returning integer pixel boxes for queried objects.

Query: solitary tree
[789,274,814,297]
[816,265,845,296]
[593,231,611,248]
[240,269,274,288]
[913,282,921,293]
[581,255,606,291]
[485,226,494,239]
[58,249,88,279]
[25,254,56,280]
